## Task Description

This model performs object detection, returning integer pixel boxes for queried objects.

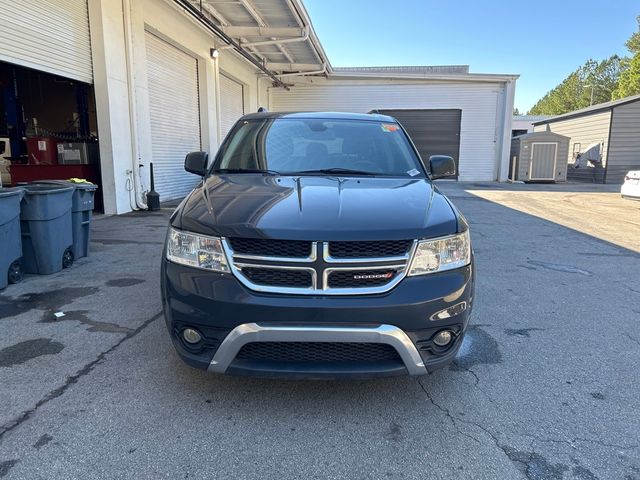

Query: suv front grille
[224,238,415,295]
[241,267,313,288]
[329,240,413,258]
[236,342,401,363]
[228,238,312,258]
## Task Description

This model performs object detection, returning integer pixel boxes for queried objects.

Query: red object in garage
[8,164,103,211]
[26,137,58,165]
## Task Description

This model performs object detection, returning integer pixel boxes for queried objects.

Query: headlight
[408,231,471,276]
[166,227,230,273]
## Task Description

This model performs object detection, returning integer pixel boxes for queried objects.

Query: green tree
[612,16,640,99]
[529,56,624,115]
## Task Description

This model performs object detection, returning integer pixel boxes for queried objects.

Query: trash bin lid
[0,187,24,199]
[33,179,98,191]
[22,184,74,195]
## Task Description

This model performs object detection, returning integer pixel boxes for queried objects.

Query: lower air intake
[235,342,401,363]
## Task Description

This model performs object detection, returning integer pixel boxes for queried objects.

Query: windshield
[211,118,425,177]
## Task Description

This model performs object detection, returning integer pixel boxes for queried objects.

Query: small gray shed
[510,131,570,182]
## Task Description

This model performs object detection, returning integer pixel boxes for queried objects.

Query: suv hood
[177,175,457,240]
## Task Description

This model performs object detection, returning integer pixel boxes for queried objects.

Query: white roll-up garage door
[145,32,201,200]
[0,0,93,83]
[219,73,244,142]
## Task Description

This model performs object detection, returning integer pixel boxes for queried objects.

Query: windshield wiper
[292,168,377,176]
[212,168,280,175]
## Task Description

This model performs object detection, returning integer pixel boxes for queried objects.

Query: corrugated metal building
[270,69,518,182]
[533,94,640,184]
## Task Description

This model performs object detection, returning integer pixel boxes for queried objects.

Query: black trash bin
[0,187,24,289]
[20,184,74,275]
[35,180,98,259]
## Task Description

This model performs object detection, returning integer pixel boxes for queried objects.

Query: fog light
[433,330,453,347]
[182,328,202,344]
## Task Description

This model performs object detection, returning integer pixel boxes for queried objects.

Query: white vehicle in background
[621,171,640,200]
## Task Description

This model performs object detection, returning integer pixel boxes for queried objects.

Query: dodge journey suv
[161,111,474,378]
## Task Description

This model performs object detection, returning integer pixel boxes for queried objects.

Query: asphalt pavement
[0,182,638,479]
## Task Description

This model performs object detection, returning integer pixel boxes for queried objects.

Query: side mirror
[185,151,208,176]
[429,155,456,180]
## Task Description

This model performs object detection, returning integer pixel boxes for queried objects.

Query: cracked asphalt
[1,182,639,479]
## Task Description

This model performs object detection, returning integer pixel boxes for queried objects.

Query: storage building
[510,131,570,182]
[533,94,640,184]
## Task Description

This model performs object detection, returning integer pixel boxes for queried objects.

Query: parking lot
[1,182,639,480]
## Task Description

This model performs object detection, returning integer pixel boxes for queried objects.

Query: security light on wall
[210,48,219,59]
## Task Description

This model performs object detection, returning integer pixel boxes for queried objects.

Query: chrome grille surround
[222,238,417,296]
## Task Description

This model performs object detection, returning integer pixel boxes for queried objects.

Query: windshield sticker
[407,169,420,176]
[381,124,399,132]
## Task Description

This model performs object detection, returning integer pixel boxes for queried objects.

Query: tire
[62,249,74,269]
[8,261,23,284]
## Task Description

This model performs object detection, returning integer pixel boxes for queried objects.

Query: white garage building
[0,0,518,214]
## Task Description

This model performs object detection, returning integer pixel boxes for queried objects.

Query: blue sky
[303,0,638,113]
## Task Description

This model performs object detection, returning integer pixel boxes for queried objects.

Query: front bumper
[161,260,474,377]
[621,182,640,199]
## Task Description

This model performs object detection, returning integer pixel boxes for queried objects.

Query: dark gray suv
[161,111,473,378]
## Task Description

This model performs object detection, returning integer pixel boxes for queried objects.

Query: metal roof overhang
[173,0,331,87]
[173,0,519,89]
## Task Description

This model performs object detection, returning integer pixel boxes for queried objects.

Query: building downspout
[122,0,147,210]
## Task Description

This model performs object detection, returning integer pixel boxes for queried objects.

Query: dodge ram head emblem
[353,272,394,280]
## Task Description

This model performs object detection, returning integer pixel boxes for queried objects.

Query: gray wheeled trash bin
[35,180,97,259]
[20,184,74,275]
[0,187,24,289]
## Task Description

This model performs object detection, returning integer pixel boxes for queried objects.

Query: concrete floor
[0,182,639,479]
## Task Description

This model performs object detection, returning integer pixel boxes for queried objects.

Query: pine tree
[529,56,624,115]
[612,16,640,99]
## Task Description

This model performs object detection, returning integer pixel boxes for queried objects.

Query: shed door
[375,109,461,179]
[529,143,557,180]
[219,73,244,142]
[0,0,93,83]
[145,32,201,200]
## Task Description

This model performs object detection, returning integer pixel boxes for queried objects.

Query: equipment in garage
[0,61,102,209]
[145,31,201,201]
[372,109,462,179]
[219,73,245,141]
[510,131,570,182]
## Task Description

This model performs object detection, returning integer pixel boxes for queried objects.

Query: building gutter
[285,0,333,73]
[277,63,327,78]
[326,72,520,83]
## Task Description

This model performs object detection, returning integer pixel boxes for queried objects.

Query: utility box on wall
[510,131,570,182]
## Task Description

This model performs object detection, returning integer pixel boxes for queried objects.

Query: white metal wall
[0,0,93,83]
[219,73,245,142]
[145,32,201,200]
[270,82,502,181]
